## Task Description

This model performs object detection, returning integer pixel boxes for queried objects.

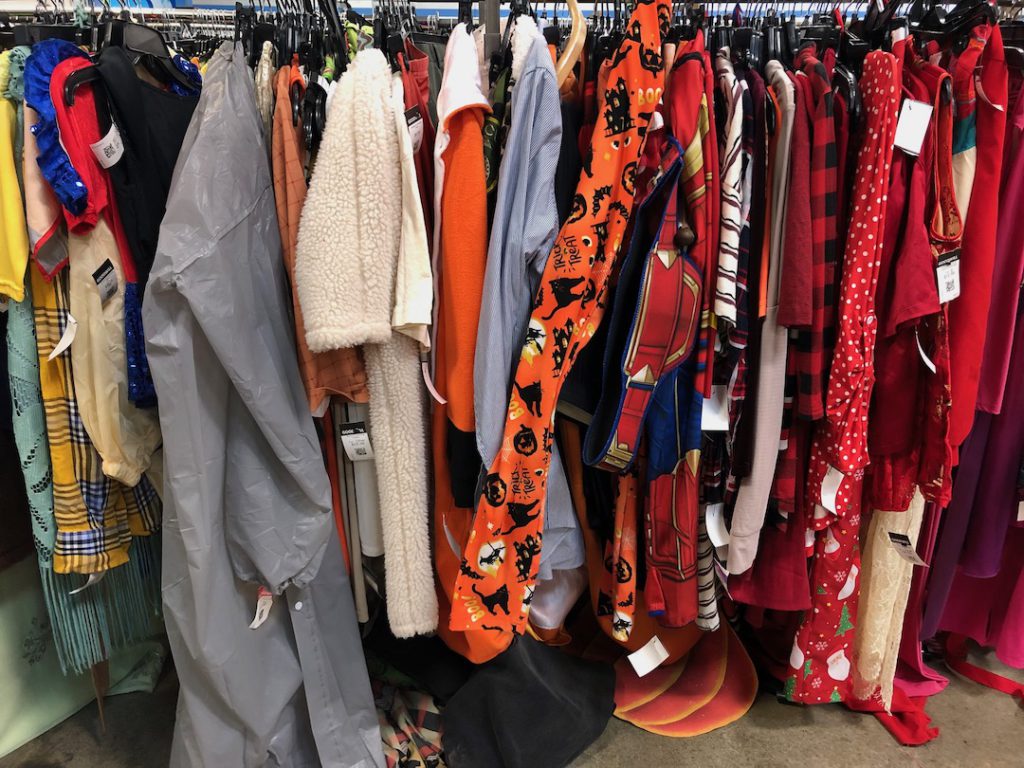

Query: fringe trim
[38,534,162,676]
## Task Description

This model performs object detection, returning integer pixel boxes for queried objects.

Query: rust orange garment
[450,0,670,637]
[272,66,368,414]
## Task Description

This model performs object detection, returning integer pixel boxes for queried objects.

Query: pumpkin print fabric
[449,0,671,635]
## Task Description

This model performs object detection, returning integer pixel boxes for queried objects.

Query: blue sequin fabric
[170,54,202,97]
[124,282,157,407]
[24,40,90,216]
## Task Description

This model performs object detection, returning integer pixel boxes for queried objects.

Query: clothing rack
[0,0,503,53]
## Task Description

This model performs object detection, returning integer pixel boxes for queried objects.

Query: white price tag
[976,77,1005,112]
[338,422,375,462]
[713,559,732,600]
[626,634,670,678]
[90,123,124,169]
[68,572,105,595]
[916,326,937,374]
[820,465,845,513]
[92,259,118,306]
[1017,499,1024,523]
[936,249,961,303]
[48,313,78,360]
[405,106,424,153]
[701,384,729,432]
[705,502,730,550]
[249,586,274,629]
[893,99,933,157]
[888,531,928,566]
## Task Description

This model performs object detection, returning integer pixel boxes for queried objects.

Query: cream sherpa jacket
[296,50,397,352]
[295,49,438,638]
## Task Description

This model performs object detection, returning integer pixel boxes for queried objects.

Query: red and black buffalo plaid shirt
[792,45,839,423]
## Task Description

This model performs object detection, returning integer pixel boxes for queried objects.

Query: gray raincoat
[143,43,385,768]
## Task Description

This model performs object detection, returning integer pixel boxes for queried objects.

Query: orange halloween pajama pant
[450,0,671,636]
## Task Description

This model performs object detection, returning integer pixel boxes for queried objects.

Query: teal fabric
[7,276,162,675]
[7,278,55,566]
[952,114,977,155]
[5,45,29,192]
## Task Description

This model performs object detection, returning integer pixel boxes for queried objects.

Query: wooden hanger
[555,0,585,87]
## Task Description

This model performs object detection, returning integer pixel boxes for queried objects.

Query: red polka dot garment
[784,50,901,705]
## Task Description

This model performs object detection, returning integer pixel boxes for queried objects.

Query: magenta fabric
[976,91,1024,415]
[920,412,992,640]
[939,527,1024,669]
[958,297,1024,577]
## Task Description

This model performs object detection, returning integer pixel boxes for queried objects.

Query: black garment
[365,619,473,705]
[730,68,769,479]
[448,421,483,509]
[443,637,615,768]
[484,65,513,228]
[554,98,582,226]
[553,98,593,423]
[96,47,198,292]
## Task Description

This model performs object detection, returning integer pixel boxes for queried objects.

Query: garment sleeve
[776,76,814,328]
[145,72,333,595]
[473,62,562,466]
[0,98,27,301]
[713,61,743,326]
[391,73,433,347]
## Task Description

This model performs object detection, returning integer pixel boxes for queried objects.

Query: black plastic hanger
[459,0,476,31]
[64,20,197,106]
[917,0,996,52]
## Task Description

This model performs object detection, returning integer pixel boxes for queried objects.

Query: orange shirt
[438,105,489,432]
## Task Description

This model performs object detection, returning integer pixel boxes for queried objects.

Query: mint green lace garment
[5,46,28,191]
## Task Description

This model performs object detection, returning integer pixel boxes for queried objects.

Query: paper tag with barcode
[893,99,933,157]
[888,532,928,566]
[92,259,118,305]
[405,106,424,153]
[936,249,961,303]
[339,422,375,462]
[90,123,124,169]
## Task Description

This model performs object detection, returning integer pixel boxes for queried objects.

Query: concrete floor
[3,656,1022,768]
